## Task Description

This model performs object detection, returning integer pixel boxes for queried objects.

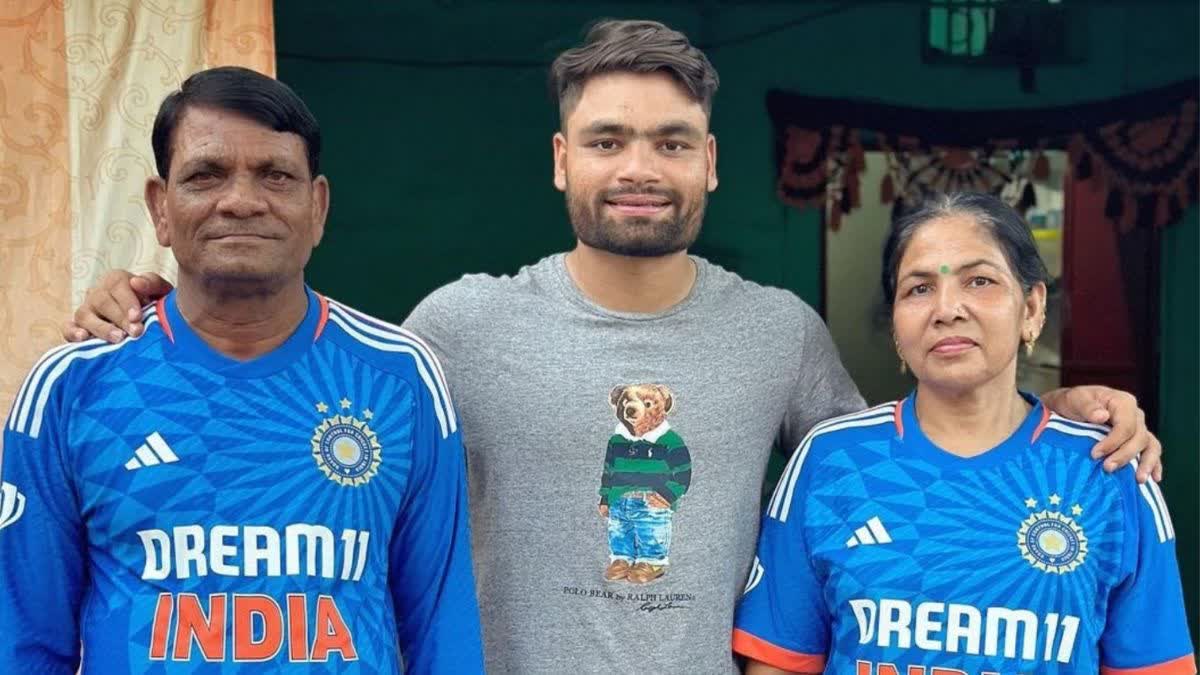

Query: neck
[564,242,696,313]
[914,371,1030,457]
[174,274,308,360]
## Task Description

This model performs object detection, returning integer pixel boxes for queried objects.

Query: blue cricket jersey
[733,395,1194,675]
[0,287,484,673]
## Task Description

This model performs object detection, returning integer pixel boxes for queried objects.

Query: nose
[932,282,966,324]
[216,174,268,218]
[615,140,661,185]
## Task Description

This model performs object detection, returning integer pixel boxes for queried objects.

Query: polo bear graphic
[598,384,692,584]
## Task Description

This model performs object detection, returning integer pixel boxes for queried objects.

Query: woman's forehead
[901,215,1007,265]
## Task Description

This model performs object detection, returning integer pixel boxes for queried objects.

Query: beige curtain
[0,0,274,441]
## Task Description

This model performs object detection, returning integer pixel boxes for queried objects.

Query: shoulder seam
[324,301,457,439]
[1041,420,1108,443]
[767,402,898,523]
[1046,414,1111,433]
[7,309,161,439]
[1131,458,1175,543]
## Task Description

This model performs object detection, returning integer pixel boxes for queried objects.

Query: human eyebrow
[580,121,634,137]
[651,121,704,142]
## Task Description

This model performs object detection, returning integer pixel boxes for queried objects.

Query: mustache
[598,185,679,202]
[200,225,283,239]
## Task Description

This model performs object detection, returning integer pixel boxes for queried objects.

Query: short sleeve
[1100,469,1195,674]
[733,447,830,673]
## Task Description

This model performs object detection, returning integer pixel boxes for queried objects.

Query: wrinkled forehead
[171,106,307,169]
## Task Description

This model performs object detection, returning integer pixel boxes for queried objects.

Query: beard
[566,183,706,257]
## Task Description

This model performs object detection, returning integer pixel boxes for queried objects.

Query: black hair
[881,191,1049,305]
[151,66,321,179]
[549,19,719,124]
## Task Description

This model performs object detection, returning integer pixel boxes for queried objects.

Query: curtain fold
[1,0,275,443]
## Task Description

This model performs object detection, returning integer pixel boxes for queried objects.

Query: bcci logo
[311,399,381,487]
[1017,494,1087,574]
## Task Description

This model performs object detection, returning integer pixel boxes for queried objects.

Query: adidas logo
[845,516,892,548]
[0,482,25,531]
[124,432,180,470]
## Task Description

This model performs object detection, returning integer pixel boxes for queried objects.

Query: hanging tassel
[1032,153,1051,181]
[881,173,895,204]
[1156,192,1171,227]
[849,143,866,172]
[1136,194,1157,230]
[1019,182,1038,212]
[1121,192,1138,232]
[1104,188,1124,222]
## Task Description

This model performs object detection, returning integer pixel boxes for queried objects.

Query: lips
[604,193,672,217]
[606,194,671,207]
[206,232,279,241]
[930,337,978,355]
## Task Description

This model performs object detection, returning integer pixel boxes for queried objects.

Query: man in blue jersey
[0,66,484,673]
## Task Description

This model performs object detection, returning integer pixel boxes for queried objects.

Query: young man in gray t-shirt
[403,250,865,672]
[66,19,1163,675]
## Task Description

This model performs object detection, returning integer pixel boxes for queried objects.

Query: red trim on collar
[313,294,329,342]
[155,298,174,344]
[1030,404,1052,443]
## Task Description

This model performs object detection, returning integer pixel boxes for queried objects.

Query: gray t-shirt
[402,254,865,674]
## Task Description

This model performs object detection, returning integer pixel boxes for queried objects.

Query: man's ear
[145,176,171,247]
[553,131,568,192]
[705,133,718,192]
[310,174,330,247]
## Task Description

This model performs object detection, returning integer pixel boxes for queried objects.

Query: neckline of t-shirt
[898,390,1047,471]
[546,252,709,322]
[158,286,322,378]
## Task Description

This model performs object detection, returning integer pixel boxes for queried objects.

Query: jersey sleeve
[732,440,830,673]
[0,367,86,673]
[388,361,484,674]
[779,302,866,453]
[1100,468,1195,674]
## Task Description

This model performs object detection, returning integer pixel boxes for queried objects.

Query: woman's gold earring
[1024,334,1037,358]
[895,338,907,374]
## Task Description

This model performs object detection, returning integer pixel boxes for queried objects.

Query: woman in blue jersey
[732,192,1194,675]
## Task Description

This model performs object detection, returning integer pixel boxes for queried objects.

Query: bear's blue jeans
[607,493,672,566]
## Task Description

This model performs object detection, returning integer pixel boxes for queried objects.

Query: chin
[607,239,690,257]
[917,363,1012,393]
[198,265,289,291]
